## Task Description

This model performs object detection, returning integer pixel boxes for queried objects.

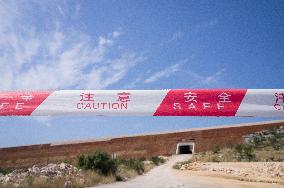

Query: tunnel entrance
[176,142,194,154]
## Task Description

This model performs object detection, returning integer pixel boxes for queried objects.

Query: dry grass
[0,170,116,188]
[115,161,155,181]
[191,148,236,163]
[172,161,191,170]
[255,149,284,162]
[80,170,116,186]
[0,161,156,188]
[0,153,158,188]
[116,165,138,180]
[0,184,11,188]
[143,161,155,173]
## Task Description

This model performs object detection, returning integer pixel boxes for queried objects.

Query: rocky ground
[2,157,283,188]
[179,162,284,184]
[0,160,157,188]
[0,163,82,187]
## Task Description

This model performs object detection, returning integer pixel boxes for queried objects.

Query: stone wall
[0,120,283,168]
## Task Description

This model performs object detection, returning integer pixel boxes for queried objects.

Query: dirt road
[94,155,282,188]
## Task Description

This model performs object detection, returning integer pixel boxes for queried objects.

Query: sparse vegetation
[118,158,145,175]
[173,126,284,173]
[0,168,12,175]
[77,151,152,176]
[190,148,234,163]
[234,144,255,161]
[25,176,34,187]
[0,152,158,188]
[247,126,284,151]
[172,160,191,170]
[212,144,220,154]
[77,151,117,175]
[13,171,115,188]
[150,156,166,166]
[190,126,284,163]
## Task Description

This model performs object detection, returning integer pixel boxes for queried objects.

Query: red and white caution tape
[0,89,284,117]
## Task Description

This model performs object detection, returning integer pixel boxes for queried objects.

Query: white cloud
[83,54,145,89]
[144,59,187,84]
[0,2,143,90]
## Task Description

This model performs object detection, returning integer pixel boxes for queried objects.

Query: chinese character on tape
[117,92,131,103]
[274,93,284,110]
[80,93,95,102]
[15,102,25,110]
[184,92,197,103]
[0,103,9,110]
[218,92,231,103]
[20,93,34,101]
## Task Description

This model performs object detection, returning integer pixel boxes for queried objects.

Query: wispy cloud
[0,2,144,90]
[202,68,225,85]
[125,75,143,89]
[194,19,219,32]
[161,31,184,46]
[144,59,187,84]
[186,68,226,87]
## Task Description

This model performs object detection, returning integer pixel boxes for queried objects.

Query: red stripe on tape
[154,89,247,116]
[0,91,52,116]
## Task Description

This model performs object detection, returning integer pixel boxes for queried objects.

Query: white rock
[59,163,67,170]
[3,176,10,183]
[64,180,74,188]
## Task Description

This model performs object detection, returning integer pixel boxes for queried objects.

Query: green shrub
[0,167,12,175]
[77,154,86,168]
[268,127,284,150]
[252,133,265,147]
[121,159,144,175]
[150,156,165,165]
[77,151,117,176]
[138,157,146,162]
[212,144,220,154]
[234,144,255,161]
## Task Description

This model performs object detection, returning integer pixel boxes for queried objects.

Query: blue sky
[0,0,283,147]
